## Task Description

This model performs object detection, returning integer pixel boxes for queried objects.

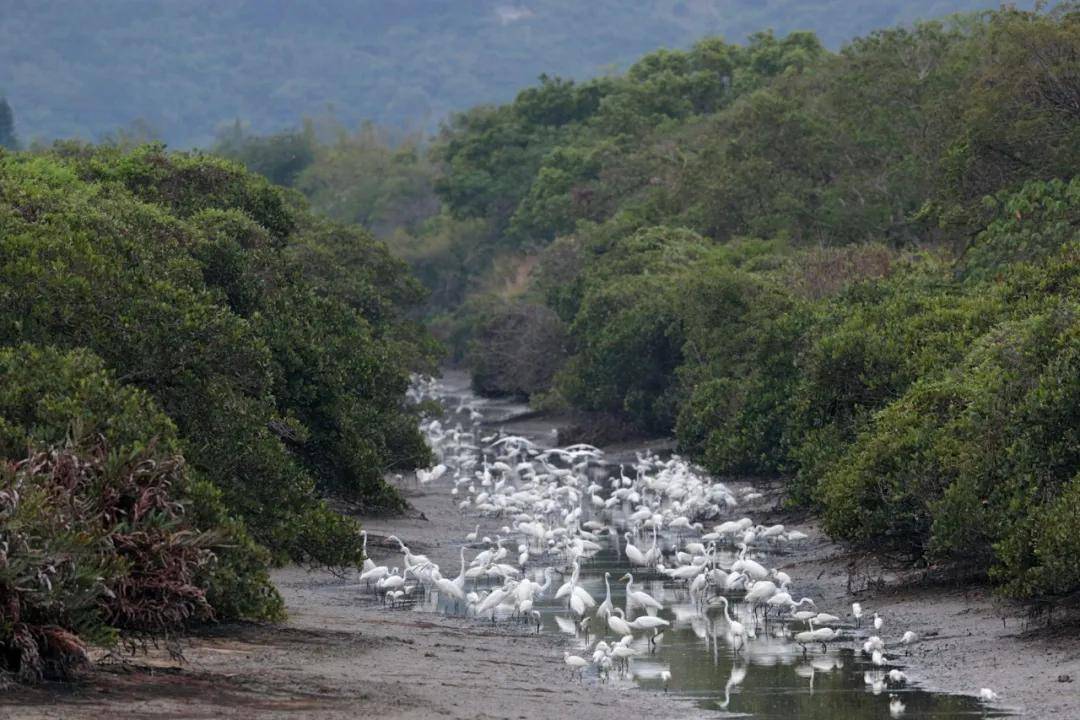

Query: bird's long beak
[619,574,630,582]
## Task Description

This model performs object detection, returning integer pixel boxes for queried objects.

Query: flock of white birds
[357,377,1001,715]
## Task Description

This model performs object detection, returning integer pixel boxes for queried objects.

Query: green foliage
[285,217,431,338]
[434,30,827,253]
[555,226,727,431]
[1017,473,1080,601]
[676,268,811,477]
[71,143,297,241]
[509,144,603,242]
[962,178,1080,280]
[819,299,1080,598]
[0,343,282,623]
[0,145,436,593]
[0,344,178,458]
[434,104,566,234]
[403,5,1080,608]
[214,120,317,188]
[938,5,1080,223]
[219,120,443,242]
[810,214,1079,594]
[0,342,289,679]
[786,264,1005,500]
[560,273,684,432]
[253,284,429,508]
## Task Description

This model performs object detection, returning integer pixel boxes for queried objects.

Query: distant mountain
[1,0,1035,147]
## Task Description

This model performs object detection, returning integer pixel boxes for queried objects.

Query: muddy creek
[373,372,1010,719]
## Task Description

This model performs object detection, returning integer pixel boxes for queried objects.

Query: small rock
[1057,674,1072,683]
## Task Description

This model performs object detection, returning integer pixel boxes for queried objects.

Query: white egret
[624,532,648,566]
[712,596,746,651]
[361,531,375,573]
[597,572,614,621]
[608,607,633,636]
[564,651,588,680]
[620,573,663,611]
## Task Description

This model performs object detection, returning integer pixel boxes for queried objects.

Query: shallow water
[416,373,1010,719]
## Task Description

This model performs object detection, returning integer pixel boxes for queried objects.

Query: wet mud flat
[707,478,1080,719]
[4,375,1078,719]
[480,392,1080,718]
[473,368,1080,718]
[0,476,704,720]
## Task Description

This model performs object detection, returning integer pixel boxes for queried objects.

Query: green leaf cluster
[414,5,1080,605]
[0,143,437,651]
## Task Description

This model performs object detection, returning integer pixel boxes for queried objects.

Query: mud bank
[0,473,704,720]
[738,486,1080,718]
[497,405,1080,718]
[3,397,1077,718]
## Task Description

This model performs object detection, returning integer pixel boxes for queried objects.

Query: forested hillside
[444,5,1080,605]
[0,145,437,681]
[224,4,1080,609]
[1,0,1035,146]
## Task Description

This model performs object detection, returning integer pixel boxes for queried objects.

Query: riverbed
[2,372,1076,719]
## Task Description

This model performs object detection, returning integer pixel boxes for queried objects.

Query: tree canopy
[0,144,437,679]
[212,3,1078,609]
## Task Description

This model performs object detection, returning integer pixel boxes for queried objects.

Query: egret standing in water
[620,573,663,612]
[608,607,634,636]
[624,532,648,567]
[597,572,614,621]
[711,596,746,651]
[400,376,946,708]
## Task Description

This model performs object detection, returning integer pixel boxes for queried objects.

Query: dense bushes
[676,267,810,477]
[553,226,730,430]
[1,150,332,563]
[468,302,568,398]
[819,297,1080,597]
[401,5,1080,607]
[0,344,282,623]
[1,145,433,532]
[0,344,281,682]
[0,144,436,680]
[561,273,684,432]
[1,440,216,682]
[210,4,1079,606]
